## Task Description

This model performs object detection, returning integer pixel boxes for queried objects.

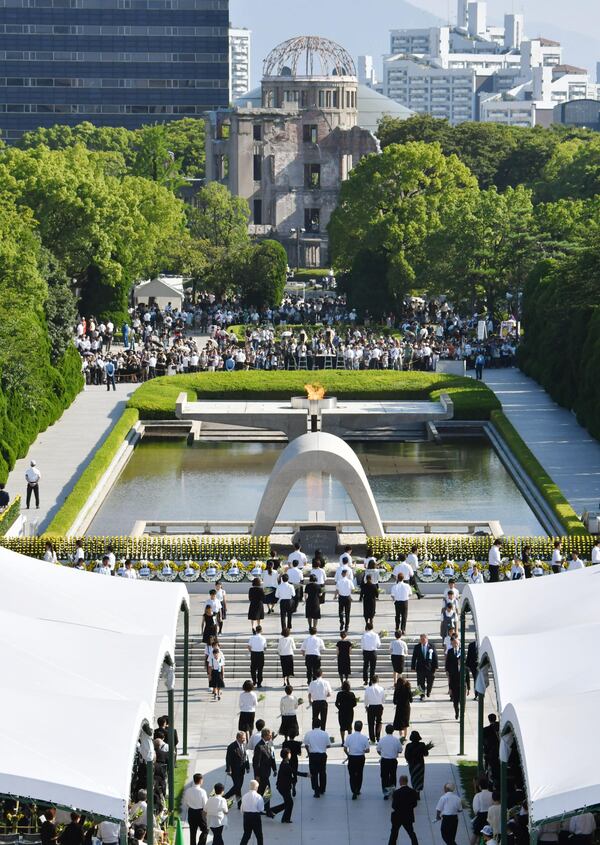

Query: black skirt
[391,655,405,673]
[238,711,255,732]
[279,714,299,738]
[210,669,225,689]
[280,655,294,677]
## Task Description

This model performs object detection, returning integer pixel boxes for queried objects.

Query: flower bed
[367,535,596,561]
[0,496,21,536]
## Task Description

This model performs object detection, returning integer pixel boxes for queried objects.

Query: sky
[230,0,600,88]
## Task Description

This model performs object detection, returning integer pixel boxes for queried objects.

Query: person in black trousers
[411,634,438,700]
[270,748,296,823]
[466,641,478,699]
[388,776,419,845]
[224,732,248,805]
[252,729,276,817]
[445,641,462,719]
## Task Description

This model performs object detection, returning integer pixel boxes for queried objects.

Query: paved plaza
[159,592,493,845]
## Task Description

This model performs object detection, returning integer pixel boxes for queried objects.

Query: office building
[384,55,475,124]
[229,26,251,101]
[0,0,229,142]
[554,98,600,131]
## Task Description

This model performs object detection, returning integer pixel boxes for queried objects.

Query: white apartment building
[229,27,251,101]
[358,55,378,89]
[384,55,475,124]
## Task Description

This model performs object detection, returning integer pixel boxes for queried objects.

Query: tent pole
[500,758,508,845]
[168,686,175,823]
[529,827,538,845]
[477,692,484,774]
[459,606,467,755]
[119,822,127,845]
[183,604,189,756]
[146,759,155,845]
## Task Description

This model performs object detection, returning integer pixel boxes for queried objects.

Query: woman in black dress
[359,574,378,625]
[404,730,430,798]
[247,577,265,632]
[336,630,353,683]
[335,680,357,744]
[201,605,218,644]
[304,575,322,629]
[393,676,413,742]
[521,544,532,579]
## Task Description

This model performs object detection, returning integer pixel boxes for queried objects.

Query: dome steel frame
[263,35,357,79]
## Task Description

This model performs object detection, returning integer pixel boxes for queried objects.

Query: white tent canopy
[463,567,600,826]
[133,277,184,309]
[0,547,189,822]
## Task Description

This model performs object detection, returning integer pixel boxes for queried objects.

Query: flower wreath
[419,561,438,582]
[156,560,178,582]
[200,560,222,582]
[222,559,246,582]
[180,560,201,582]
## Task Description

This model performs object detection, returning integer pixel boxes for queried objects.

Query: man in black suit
[411,634,438,701]
[270,748,296,823]
[389,775,419,845]
[224,731,249,805]
[466,641,478,699]
[483,714,500,780]
[252,728,276,817]
[445,637,462,719]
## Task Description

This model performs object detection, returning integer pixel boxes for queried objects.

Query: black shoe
[281,819,292,824]
[352,793,358,800]
[314,792,320,798]
[266,812,275,819]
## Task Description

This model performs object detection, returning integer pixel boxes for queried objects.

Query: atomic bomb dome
[263,35,357,79]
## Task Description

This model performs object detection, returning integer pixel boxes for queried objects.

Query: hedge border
[490,410,586,536]
[45,408,140,536]
[0,496,21,536]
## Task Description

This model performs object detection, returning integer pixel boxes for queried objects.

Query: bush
[0,496,22,536]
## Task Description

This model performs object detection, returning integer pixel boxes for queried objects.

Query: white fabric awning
[463,567,600,826]
[0,546,189,821]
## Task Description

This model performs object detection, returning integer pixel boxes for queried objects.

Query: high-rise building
[229,26,251,101]
[358,55,378,89]
[0,0,230,142]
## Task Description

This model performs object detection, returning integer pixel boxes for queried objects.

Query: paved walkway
[6,383,136,534]
[159,594,492,845]
[483,368,600,514]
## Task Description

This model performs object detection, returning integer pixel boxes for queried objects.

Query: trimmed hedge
[490,410,586,535]
[128,370,501,420]
[0,496,21,536]
[367,533,595,559]
[45,408,140,536]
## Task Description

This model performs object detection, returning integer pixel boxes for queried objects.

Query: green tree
[163,118,206,179]
[42,252,78,363]
[536,137,600,201]
[130,124,184,190]
[241,240,288,308]
[189,181,250,248]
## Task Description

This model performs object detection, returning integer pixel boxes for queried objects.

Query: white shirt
[344,731,370,756]
[406,552,419,570]
[276,582,295,600]
[280,694,298,716]
[393,562,414,580]
[241,791,264,813]
[248,634,267,652]
[469,571,484,584]
[436,792,463,816]
[568,557,585,571]
[391,638,408,657]
[377,734,401,759]
[308,678,332,701]
[335,564,353,583]
[361,631,381,651]
[205,795,228,828]
[288,550,308,567]
[239,691,258,712]
[569,814,596,835]
[98,821,121,843]
[337,575,355,597]
[183,784,208,811]
[592,546,600,564]
[473,789,494,814]
[339,552,353,567]
[488,546,502,567]
[364,683,385,706]
[263,571,279,589]
[25,466,41,484]
[123,567,138,579]
[391,581,412,601]
[286,566,303,585]
[278,635,296,656]
[552,548,563,564]
[301,634,324,656]
[304,728,331,754]
[310,567,326,585]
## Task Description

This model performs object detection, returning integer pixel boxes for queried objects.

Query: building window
[304,208,320,233]
[304,163,321,188]
[253,199,263,225]
[253,154,262,181]
[303,124,318,144]
[253,123,262,141]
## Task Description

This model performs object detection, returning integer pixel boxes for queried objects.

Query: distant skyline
[230,0,600,89]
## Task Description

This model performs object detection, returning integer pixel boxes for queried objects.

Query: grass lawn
[168,758,189,838]
[457,760,478,813]
[128,370,501,420]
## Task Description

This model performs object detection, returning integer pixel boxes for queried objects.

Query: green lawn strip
[0,496,22,536]
[45,408,140,536]
[168,758,189,839]
[490,410,586,536]
[457,760,478,814]
[128,371,500,420]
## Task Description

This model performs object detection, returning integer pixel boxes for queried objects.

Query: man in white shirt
[247,626,267,689]
[286,560,304,612]
[377,723,401,798]
[25,460,41,509]
[336,569,355,631]
[361,623,381,685]
[343,720,370,799]
[339,546,353,567]
[568,812,596,842]
[97,821,121,845]
[592,540,600,565]
[364,675,385,742]
[122,559,138,579]
[392,556,413,582]
[436,783,463,845]
[105,545,116,571]
[567,552,585,571]
[275,574,295,630]
[240,781,264,845]
[304,727,331,798]
[287,542,308,568]
[488,540,502,583]
[391,574,412,634]
[301,628,325,683]
[307,669,332,730]
[336,555,353,584]
[129,789,148,828]
[182,773,208,845]
[471,781,494,845]
[406,545,424,598]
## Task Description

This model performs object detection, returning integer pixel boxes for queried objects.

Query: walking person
[391,632,409,684]
[209,645,225,701]
[404,731,431,799]
[521,545,532,579]
[25,460,41,509]
[304,574,323,629]
[440,603,458,640]
[336,630,353,684]
[275,575,295,631]
[435,783,463,845]
[304,725,331,798]
[238,680,258,743]
[277,628,295,686]
[411,634,438,700]
[336,567,354,631]
[215,581,228,632]
[262,560,278,614]
[182,773,208,845]
[247,626,267,689]
[393,676,413,742]
[551,539,564,574]
[270,748,296,823]
[365,675,385,742]
[361,623,381,686]
[405,545,424,599]
[239,781,264,845]
[205,783,228,845]
[247,578,265,632]
[445,638,462,719]
[391,574,412,634]
[388,775,419,845]
[466,641,478,700]
[105,358,116,391]
[279,685,300,740]
[360,574,379,625]
[335,680,357,745]
[308,669,332,730]
[301,627,325,684]
[377,724,402,799]
[343,720,370,800]
[224,732,249,806]
[286,559,304,612]
[488,539,502,583]
[252,729,276,817]
[475,352,485,380]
